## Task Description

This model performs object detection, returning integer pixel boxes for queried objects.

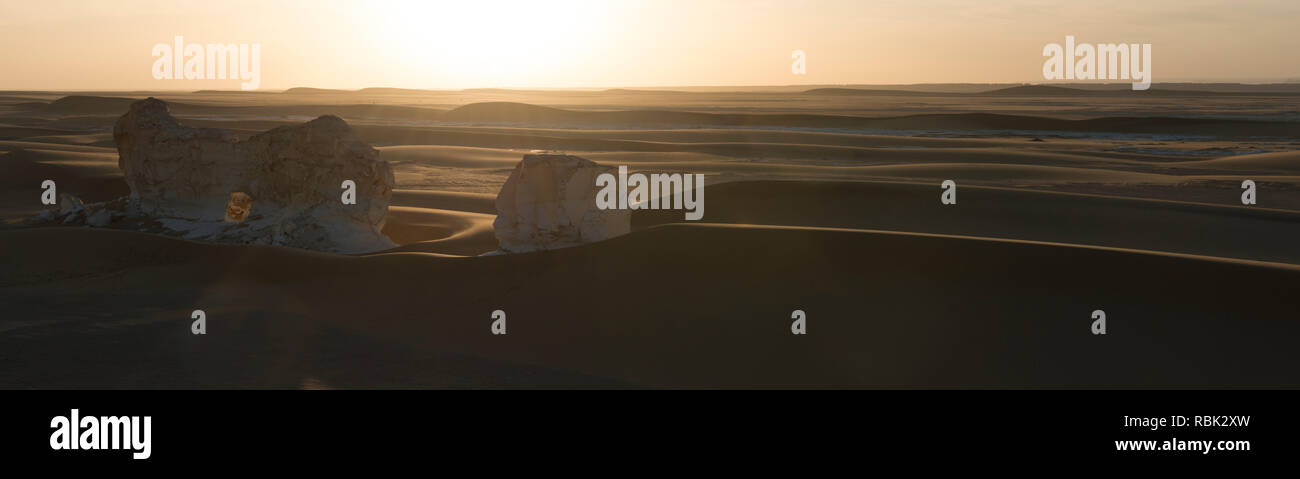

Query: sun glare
[366,0,610,87]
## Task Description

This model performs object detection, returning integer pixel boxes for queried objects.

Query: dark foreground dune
[1,224,1298,388]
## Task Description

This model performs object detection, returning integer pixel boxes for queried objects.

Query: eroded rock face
[111,98,394,253]
[493,153,629,252]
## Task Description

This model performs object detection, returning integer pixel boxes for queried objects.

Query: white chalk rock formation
[112,98,394,253]
[493,153,629,252]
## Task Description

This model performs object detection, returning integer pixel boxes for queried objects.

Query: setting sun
[361,0,616,86]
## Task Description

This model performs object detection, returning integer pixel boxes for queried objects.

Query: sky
[1,0,1297,91]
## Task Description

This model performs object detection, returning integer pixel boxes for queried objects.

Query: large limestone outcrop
[493,153,629,252]
[110,98,394,253]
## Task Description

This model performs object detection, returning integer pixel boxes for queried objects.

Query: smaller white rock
[493,154,629,252]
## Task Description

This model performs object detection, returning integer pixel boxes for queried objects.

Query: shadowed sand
[2,225,1298,388]
[634,181,1300,265]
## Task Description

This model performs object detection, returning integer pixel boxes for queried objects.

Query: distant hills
[40,95,140,114]
[157,83,1300,96]
[807,84,1300,97]
[20,95,1300,139]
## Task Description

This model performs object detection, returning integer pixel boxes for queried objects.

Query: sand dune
[1180,150,1300,173]
[2,224,1299,388]
[390,189,496,214]
[377,125,1055,150]
[14,133,114,146]
[0,140,118,153]
[19,95,1300,139]
[846,163,1172,183]
[0,147,128,219]
[0,125,82,140]
[7,147,117,165]
[634,180,1300,265]
[436,101,1300,137]
[348,125,1173,165]
[382,206,483,243]
[381,206,497,256]
[379,145,525,169]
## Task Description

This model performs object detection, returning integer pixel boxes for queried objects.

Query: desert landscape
[1,84,1298,388]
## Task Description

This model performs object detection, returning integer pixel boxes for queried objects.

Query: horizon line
[7,80,1300,94]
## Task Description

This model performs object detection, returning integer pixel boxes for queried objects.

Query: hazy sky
[1,0,1297,90]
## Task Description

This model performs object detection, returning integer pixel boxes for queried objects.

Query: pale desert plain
[2,84,1300,388]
